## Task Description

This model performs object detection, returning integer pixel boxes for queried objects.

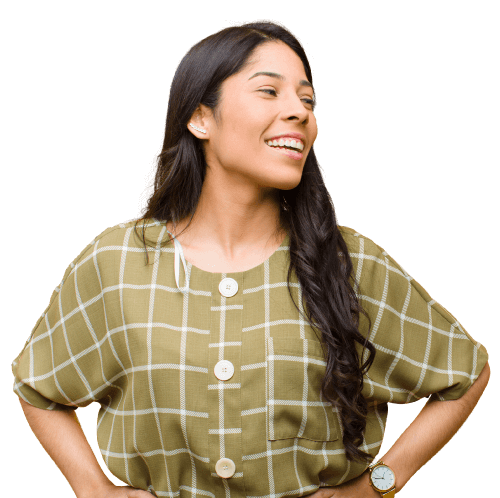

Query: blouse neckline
[166,229,290,293]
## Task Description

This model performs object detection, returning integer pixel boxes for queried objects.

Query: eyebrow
[248,71,314,93]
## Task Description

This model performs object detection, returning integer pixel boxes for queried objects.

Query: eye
[258,88,316,110]
[259,88,278,96]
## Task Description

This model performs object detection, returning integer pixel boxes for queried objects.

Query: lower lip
[267,146,303,160]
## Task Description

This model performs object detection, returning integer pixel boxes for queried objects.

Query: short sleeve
[11,236,117,411]
[340,227,489,404]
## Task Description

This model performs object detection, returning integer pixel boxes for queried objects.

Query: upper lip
[266,132,306,146]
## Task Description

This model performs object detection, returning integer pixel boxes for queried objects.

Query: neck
[168,174,286,261]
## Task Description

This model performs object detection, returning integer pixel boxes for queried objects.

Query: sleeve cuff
[14,382,78,412]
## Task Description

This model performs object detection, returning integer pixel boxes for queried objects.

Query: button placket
[209,273,244,488]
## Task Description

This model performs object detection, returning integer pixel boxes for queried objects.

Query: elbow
[477,361,490,391]
[458,361,490,410]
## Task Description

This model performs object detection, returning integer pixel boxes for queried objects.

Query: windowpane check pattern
[11,220,488,497]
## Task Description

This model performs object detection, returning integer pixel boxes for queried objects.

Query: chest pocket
[266,337,340,442]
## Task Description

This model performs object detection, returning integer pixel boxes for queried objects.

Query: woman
[12,21,489,498]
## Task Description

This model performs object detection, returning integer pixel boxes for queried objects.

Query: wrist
[377,454,406,492]
[368,460,397,497]
[77,478,115,498]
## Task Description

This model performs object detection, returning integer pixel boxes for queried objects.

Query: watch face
[371,465,395,491]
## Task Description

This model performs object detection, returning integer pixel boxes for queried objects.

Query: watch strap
[381,490,395,498]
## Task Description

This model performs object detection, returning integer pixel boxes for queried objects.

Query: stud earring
[189,123,207,134]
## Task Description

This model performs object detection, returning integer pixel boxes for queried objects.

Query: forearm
[380,361,490,492]
[19,398,113,497]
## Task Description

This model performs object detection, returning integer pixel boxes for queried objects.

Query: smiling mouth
[265,138,304,152]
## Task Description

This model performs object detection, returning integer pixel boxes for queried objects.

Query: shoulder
[90,218,169,249]
[43,218,171,300]
[337,225,412,291]
[338,225,387,260]
[60,218,170,280]
[81,217,171,254]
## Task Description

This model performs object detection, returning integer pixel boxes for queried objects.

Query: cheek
[310,116,318,142]
[210,98,275,165]
[219,123,266,160]
[223,100,270,144]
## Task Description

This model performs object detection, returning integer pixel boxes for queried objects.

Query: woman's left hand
[307,471,380,498]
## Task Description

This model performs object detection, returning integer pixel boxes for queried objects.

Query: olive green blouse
[11,219,488,498]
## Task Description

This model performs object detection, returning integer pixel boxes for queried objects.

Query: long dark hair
[135,21,375,462]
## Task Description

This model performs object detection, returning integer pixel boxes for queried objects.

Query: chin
[263,175,302,191]
[279,179,302,190]
[248,162,303,190]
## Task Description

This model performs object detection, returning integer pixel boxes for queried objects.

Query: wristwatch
[368,460,396,497]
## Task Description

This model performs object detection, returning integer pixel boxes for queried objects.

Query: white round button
[214,360,234,381]
[219,277,238,297]
[215,457,235,478]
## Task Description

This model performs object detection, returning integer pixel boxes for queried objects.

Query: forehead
[239,41,309,80]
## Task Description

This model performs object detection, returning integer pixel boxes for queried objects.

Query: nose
[281,92,310,125]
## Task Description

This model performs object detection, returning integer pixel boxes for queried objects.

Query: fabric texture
[11,219,488,498]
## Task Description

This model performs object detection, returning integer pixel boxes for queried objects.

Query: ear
[187,104,212,138]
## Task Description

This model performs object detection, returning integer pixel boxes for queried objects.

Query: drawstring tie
[166,230,189,294]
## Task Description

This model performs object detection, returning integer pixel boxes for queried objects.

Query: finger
[136,490,157,497]
[320,490,336,498]
[308,490,335,498]
[121,487,155,497]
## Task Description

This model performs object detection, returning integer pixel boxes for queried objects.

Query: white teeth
[266,138,304,151]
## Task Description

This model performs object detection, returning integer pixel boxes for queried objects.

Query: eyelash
[259,88,316,109]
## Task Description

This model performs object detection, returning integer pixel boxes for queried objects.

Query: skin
[167,40,317,270]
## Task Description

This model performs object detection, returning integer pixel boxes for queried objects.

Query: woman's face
[197,41,318,191]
